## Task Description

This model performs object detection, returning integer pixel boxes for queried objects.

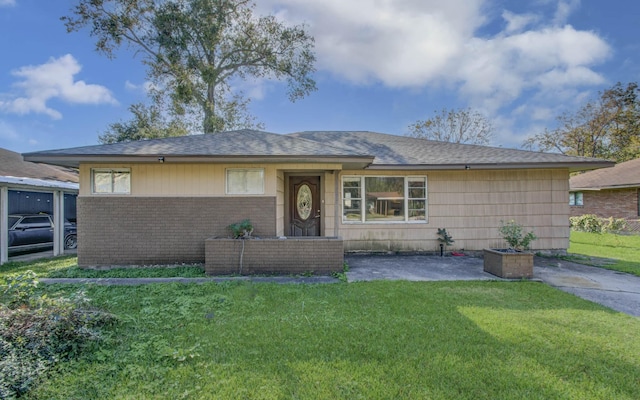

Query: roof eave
[571,183,640,191]
[23,154,374,169]
[365,161,615,171]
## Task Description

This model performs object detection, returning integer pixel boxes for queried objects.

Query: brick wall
[570,188,639,219]
[77,196,276,266]
[205,237,344,275]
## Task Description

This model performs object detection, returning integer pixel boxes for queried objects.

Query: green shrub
[228,219,254,238]
[0,271,115,399]
[498,220,536,251]
[570,214,627,233]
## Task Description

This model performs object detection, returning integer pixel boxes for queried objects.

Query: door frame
[285,173,323,237]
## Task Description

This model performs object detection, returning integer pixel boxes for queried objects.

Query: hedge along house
[24,130,612,271]
[569,157,640,231]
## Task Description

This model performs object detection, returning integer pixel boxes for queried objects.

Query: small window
[92,169,131,194]
[226,168,264,195]
[569,192,583,206]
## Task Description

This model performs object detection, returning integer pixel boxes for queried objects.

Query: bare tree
[523,82,640,162]
[408,108,494,145]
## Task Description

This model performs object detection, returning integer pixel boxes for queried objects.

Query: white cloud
[261,0,610,115]
[0,54,117,120]
[0,0,16,7]
[502,11,539,34]
[553,0,581,25]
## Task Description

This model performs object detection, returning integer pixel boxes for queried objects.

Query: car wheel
[64,234,77,250]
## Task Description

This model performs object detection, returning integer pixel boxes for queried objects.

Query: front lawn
[0,256,206,278]
[22,278,640,399]
[569,231,640,276]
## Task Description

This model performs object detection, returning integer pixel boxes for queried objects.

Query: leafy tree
[63,0,316,134]
[99,102,189,143]
[407,108,494,145]
[523,82,640,162]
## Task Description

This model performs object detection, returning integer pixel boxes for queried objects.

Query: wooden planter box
[205,237,344,275]
[483,248,533,279]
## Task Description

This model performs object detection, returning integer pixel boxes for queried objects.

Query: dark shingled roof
[24,130,367,157]
[0,147,78,183]
[288,131,612,170]
[570,157,640,190]
[23,129,613,171]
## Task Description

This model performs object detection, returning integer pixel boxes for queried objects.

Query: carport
[0,177,78,264]
[0,148,78,265]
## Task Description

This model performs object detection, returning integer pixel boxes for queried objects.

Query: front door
[289,176,321,236]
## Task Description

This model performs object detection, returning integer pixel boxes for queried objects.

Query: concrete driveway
[345,254,640,317]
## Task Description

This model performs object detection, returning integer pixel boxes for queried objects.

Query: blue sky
[0,0,638,153]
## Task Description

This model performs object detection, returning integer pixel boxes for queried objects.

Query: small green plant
[437,228,455,246]
[437,228,455,256]
[499,220,536,251]
[331,262,350,282]
[228,219,254,239]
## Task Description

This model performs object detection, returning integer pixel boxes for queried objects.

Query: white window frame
[91,168,131,194]
[569,192,583,206]
[341,175,428,224]
[226,168,265,195]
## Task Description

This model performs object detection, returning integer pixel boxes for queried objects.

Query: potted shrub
[483,220,536,278]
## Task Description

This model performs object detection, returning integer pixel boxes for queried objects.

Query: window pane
[365,177,404,221]
[409,188,425,198]
[227,169,264,194]
[408,200,426,221]
[408,177,426,188]
[409,209,426,221]
[113,172,130,194]
[93,172,112,193]
[343,200,362,221]
[576,192,583,206]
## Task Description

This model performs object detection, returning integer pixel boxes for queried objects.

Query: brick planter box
[205,237,344,275]
[483,248,534,279]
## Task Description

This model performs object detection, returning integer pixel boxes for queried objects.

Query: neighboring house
[569,157,640,229]
[0,148,79,264]
[23,130,612,268]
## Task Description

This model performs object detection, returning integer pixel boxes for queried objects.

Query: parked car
[7,214,77,254]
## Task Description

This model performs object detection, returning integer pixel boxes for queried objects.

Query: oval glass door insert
[297,184,312,220]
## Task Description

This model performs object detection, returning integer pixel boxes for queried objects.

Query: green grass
[0,256,206,278]
[569,231,640,276]
[18,280,640,399]
[3,256,639,399]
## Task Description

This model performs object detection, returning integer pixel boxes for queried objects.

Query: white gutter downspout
[334,170,340,237]
[0,186,8,265]
[52,190,64,256]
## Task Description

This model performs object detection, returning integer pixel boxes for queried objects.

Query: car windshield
[8,216,19,229]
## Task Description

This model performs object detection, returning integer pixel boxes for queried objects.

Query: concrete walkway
[39,275,339,285]
[34,253,640,317]
[345,254,640,317]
